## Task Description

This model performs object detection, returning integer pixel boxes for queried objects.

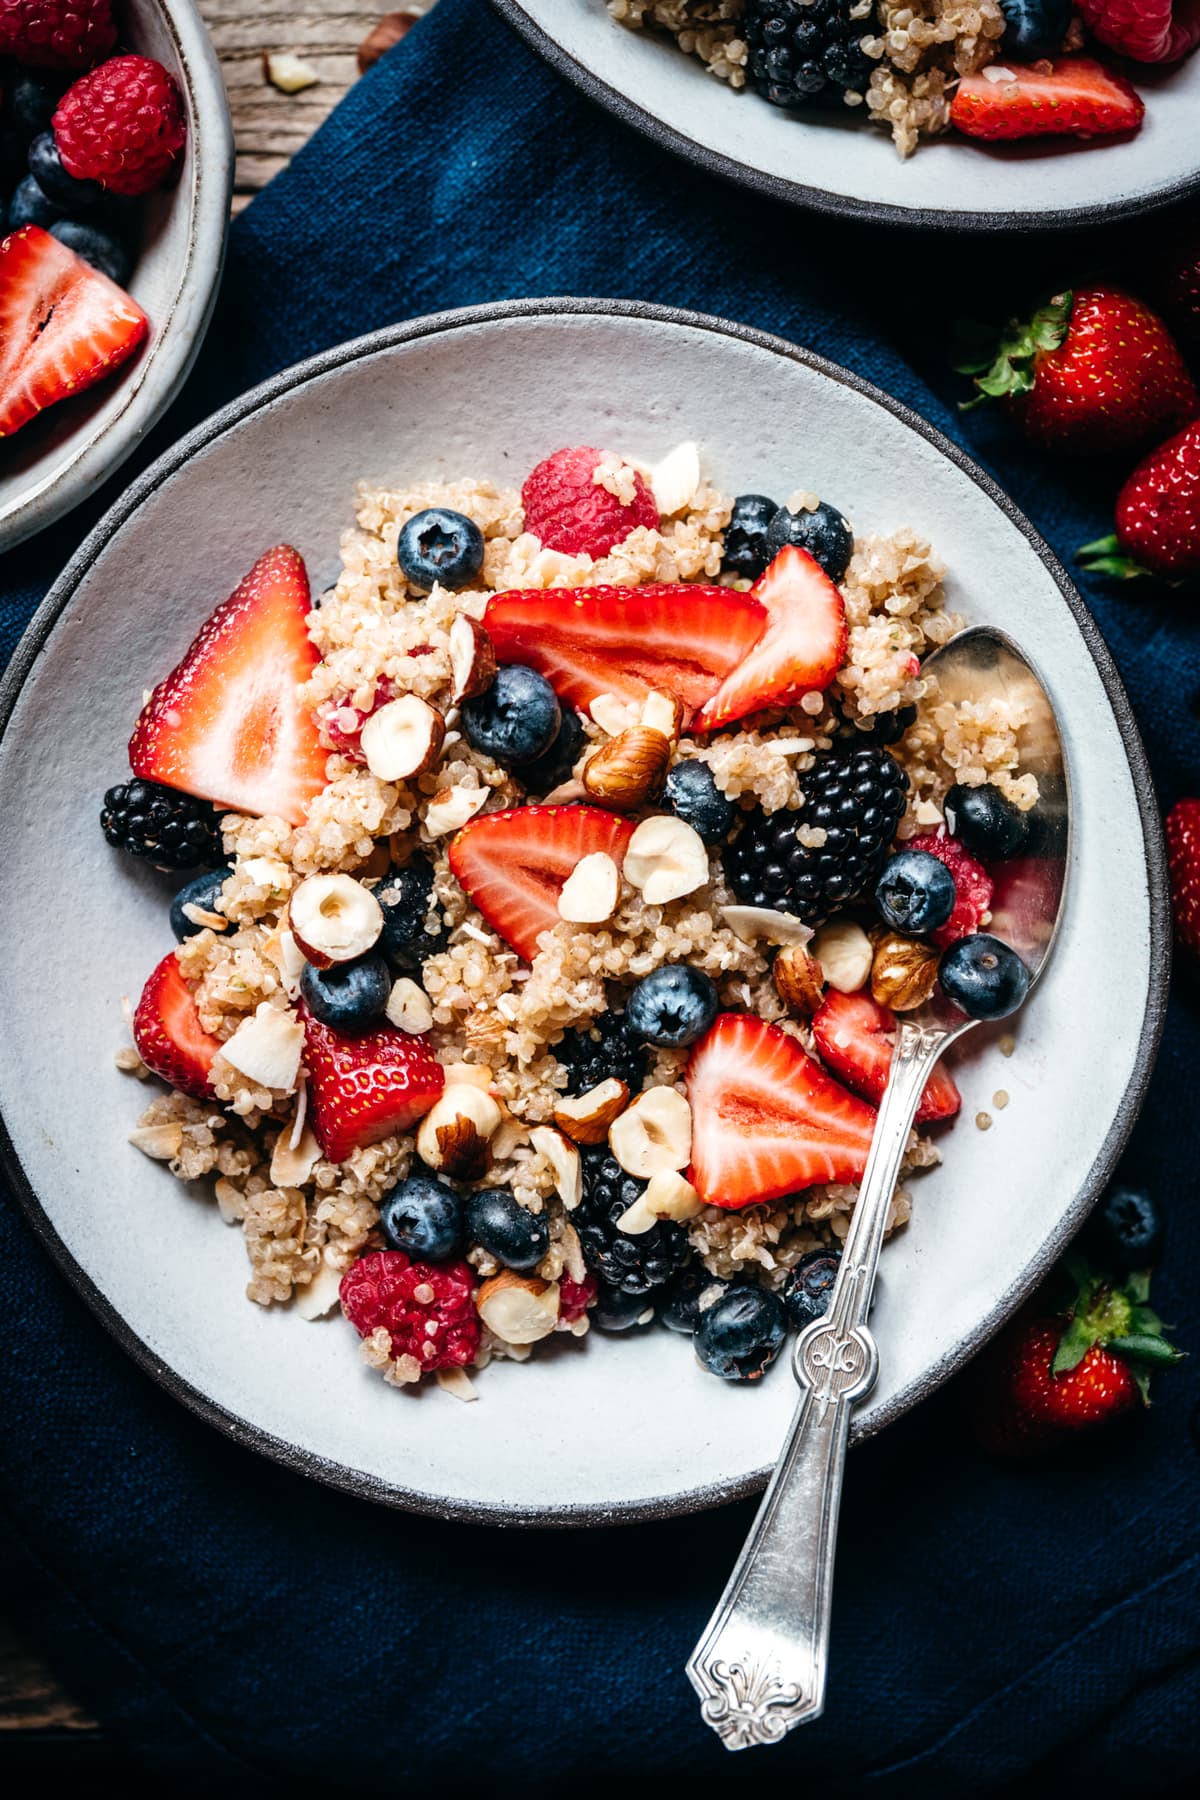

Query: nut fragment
[128,1121,183,1161]
[623,815,709,905]
[870,932,939,1012]
[772,943,826,1016]
[290,872,383,967]
[589,692,640,737]
[721,904,813,948]
[294,1254,343,1320]
[640,689,684,744]
[648,440,700,517]
[557,851,620,923]
[416,1083,501,1178]
[360,694,445,782]
[221,1003,305,1091]
[812,918,873,994]
[609,1085,692,1178]
[385,977,434,1034]
[529,1124,583,1210]
[617,1169,703,1234]
[264,51,319,92]
[582,728,671,812]
[448,613,497,703]
[476,1271,560,1345]
[357,11,421,75]
[424,782,487,837]
[553,1076,630,1144]
[270,1122,322,1188]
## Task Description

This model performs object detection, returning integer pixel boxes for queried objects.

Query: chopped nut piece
[423,783,487,837]
[649,440,700,517]
[386,977,434,1034]
[477,1271,560,1345]
[529,1124,582,1210]
[609,1085,692,1178]
[294,1256,343,1320]
[128,1121,183,1161]
[448,614,497,703]
[290,872,383,967]
[617,1169,703,1233]
[558,851,620,923]
[553,1077,630,1144]
[582,727,671,812]
[812,919,873,994]
[590,692,640,737]
[264,52,320,93]
[640,689,684,743]
[416,1083,501,1178]
[270,1122,321,1188]
[357,10,420,74]
[623,815,708,905]
[772,943,826,1016]
[721,904,813,948]
[435,1366,478,1402]
[870,932,939,1012]
[221,1003,304,1092]
[360,694,445,782]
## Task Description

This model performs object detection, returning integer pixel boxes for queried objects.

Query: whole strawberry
[0,0,115,71]
[54,52,186,196]
[1156,224,1200,356]
[957,287,1198,457]
[969,1254,1181,1458]
[1166,798,1200,961]
[1079,418,1200,581]
[1077,0,1200,62]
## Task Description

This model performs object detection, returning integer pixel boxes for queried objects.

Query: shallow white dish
[491,0,1200,231]
[0,0,233,553]
[0,300,1168,1524]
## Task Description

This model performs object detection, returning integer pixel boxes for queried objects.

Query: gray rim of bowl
[0,296,1172,1529]
[0,0,233,553]
[488,0,1200,234]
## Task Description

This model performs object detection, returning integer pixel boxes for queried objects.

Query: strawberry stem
[1077,535,1149,581]
[954,292,1073,411]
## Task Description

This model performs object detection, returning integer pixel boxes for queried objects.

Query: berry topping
[743,0,876,109]
[28,127,98,208]
[686,1012,877,1209]
[0,1,116,71]
[464,1188,550,1273]
[101,777,223,871]
[998,0,1073,56]
[811,990,961,1124]
[339,1250,480,1375]
[396,506,484,592]
[693,546,846,732]
[875,848,957,936]
[625,964,719,1049]
[938,933,1030,1021]
[557,1271,598,1322]
[764,499,854,583]
[1077,0,1200,62]
[7,173,64,229]
[53,53,186,196]
[907,829,992,947]
[592,1281,653,1330]
[658,1265,730,1334]
[694,1285,788,1382]
[301,1007,444,1165]
[461,663,561,768]
[663,760,736,845]
[9,68,68,138]
[949,55,1145,143]
[1166,798,1200,960]
[1081,420,1200,582]
[721,493,778,582]
[1081,1182,1165,1274]
[555,1009,648,1097]
[521,445,659,558]
[517,704,586,797]
[0,223,147,438]
[943,782,1029,861]
[169,866,229,941]
[376,858,449,971]
[128,546,328,828]
[132,952,220,1101]
[379,1166,464,1263]
[782,1247,842,1326]
[576,1147,692,1294]
[49,215,131,285]
[299,954,391,1034]
[483,581,767,721]
[448,804,635,962]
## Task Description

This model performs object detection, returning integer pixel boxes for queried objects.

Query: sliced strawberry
[692,547,846,733]
[132,952,221,1101]
[949,55,1145,142]
[686,1012,877,1209]
[482,583,767,721]
[0,224,148,437]
[908,829,993,948]
[448,804,635,961]
[812,991,960,1125]
[301,1008,445,1165]
[128,546,328,827]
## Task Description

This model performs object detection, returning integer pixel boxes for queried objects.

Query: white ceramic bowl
[0,300,1168,1525]
[491,0,1200,231]
[0,0,232,553]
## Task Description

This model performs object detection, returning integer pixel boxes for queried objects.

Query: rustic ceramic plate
[490,0,1200,231]
[0,300,1168,1524]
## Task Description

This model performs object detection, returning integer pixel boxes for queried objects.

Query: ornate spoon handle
[685,1020,949,1751]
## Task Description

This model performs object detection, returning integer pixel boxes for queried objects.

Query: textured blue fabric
[2,1,1199,1787]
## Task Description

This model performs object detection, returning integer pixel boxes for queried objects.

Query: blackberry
[744,0,877,109]
[576,1148,691,1295]
[376,858,449,971]
[725,743,907,925]
[555,1009,647,1097]
[101,779,223,871]
[835,702,917,748]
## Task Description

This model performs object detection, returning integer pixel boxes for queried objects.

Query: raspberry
[0,0,115,71]
[521,445,659,558]
[53,52,186,196]
[322,677,398,761]
[908,829,993,949]
[340,1250,481,1376]
[558,1273,597,1322]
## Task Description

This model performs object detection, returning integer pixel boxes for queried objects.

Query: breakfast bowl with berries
[0,300,1168,1521]
[0,0,232,552]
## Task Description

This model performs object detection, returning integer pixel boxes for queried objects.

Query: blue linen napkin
[2,0,1198,1785]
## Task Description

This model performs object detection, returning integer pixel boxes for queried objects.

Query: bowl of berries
[0,0,233,552]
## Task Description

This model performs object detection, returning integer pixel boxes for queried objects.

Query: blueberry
[944,782,1028,862]
[518,704,585,796]
[299,954,392,1032]
[8,172,63,228]
[664,761,736,845]
[721,493,778,582]
[376,858,448,971]
[50,217,132,285]
[10,71,64,141]
[626,964,718,1049]
[396,507,484,592]
[659,1265,729,1334]
[765,500,853,583]
[462,664,561,768]
[999,0,1071,59]
[169,867,230,941]
[1082,1184,1165,1273]
[464,1188,550,1272]
[875,849,957,935]
[782,1248,841,1327]
[694,1286,787,1382]
[592,1281,654,1331]
[28,132,100,212]
[837,702,917,748]
[379,1165,464,1262]
[938,933,1030,1021]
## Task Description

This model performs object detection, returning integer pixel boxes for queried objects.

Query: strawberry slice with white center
[132,953,222,1101]
[686,1012,877,1209]
[812,990,960,1125]
[128,546,328,827]
[483,583,767,721]
[448,805,635,961]
[0,224,149,438]
[301,1007,445,1165]
[692,546,847,733]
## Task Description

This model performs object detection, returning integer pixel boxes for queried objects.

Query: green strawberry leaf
[955,292,1072,411]
[1107,1334,1185,1367]
[1128,1304,1163,1336]
[1126,1270,1153,1306]
[1053,1311,1100,1375]
[1077,536,1149,581]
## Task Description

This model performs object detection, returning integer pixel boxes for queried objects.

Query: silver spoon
[686,627,1069,1751]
